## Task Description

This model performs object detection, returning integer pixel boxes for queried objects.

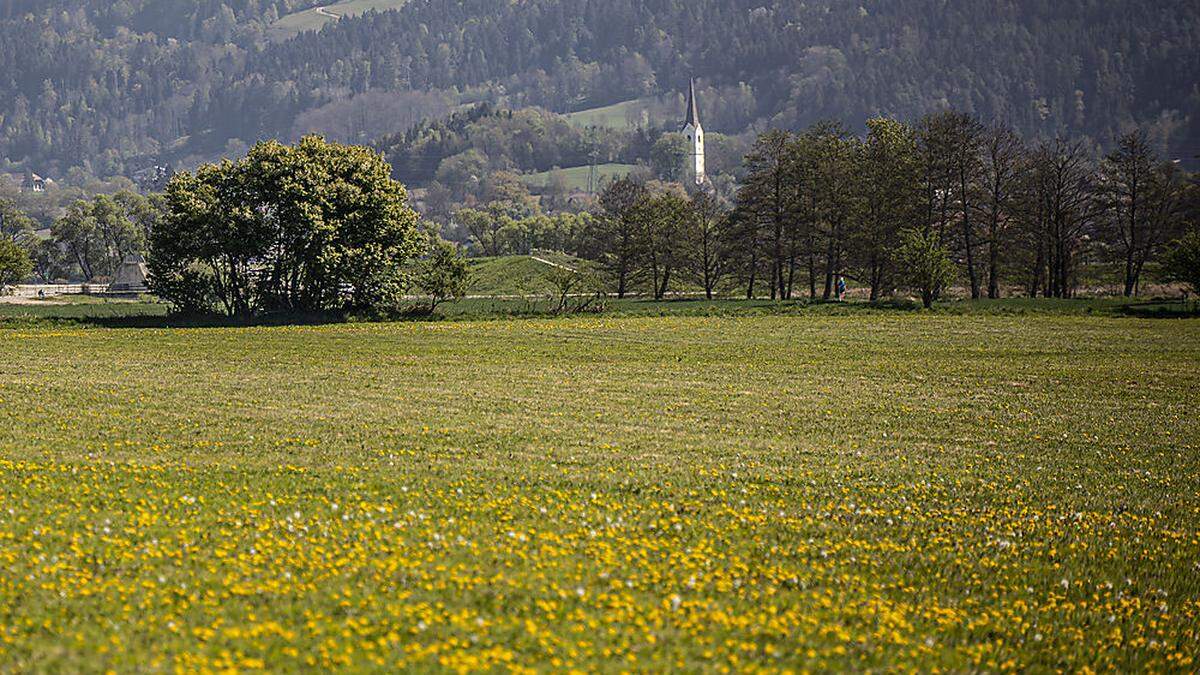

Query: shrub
[896,228,957,308]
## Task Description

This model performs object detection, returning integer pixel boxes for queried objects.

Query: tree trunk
[987,209,1000,298]
[807,244,817,299]
[657,266,671,300]
[1123,250,1136,297]
[822,231,835,300]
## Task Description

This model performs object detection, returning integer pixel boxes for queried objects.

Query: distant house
[22,172,49,193]
[132,165,174,192]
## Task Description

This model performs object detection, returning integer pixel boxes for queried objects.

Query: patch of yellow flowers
[0,458,1196,672]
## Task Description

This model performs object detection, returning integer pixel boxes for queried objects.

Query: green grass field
[520,163,639,192]
[268,0,409,40]
[1,307,1199,670]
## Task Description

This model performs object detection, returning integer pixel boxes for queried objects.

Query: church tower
[681,79,706,186]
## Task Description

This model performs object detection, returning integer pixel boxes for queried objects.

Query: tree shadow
[57,310,357,330]
[1116,301,1200,319]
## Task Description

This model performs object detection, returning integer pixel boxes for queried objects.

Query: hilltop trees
[1,198,36,246]
[4,0,1200,180]
[149,136,422,316]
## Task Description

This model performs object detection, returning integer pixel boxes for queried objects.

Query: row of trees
[575,113,1196,305]
[3,136,474,317]
[2,190,158,284]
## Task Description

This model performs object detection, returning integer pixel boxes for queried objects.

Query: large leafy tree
[0,238,33,290]
[1,198,36,246]
[149,136,422,316]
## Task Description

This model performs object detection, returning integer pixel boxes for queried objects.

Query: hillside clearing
[565,98,660,128]
[268,0,410,40]
[520,163,639,192]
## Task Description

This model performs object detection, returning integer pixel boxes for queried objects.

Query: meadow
[1,310,1198,671]
[564,98,662,129]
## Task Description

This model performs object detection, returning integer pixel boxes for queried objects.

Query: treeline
[2,0,1199,180]
[567,113,1198,302]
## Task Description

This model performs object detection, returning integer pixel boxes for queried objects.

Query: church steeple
[681,78,706,187]
[684,78,701,128]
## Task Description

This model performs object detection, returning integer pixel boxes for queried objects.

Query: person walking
[836,275,846,301]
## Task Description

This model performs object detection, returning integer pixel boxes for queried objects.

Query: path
[530,255,576,272]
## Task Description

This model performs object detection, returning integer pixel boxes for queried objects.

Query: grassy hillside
[268,0,410,40]
[1,314,1198,670]
[520,163,638,192]
[466,254,593,296]
[565,98,660,128]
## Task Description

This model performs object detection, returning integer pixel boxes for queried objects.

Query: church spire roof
[684,78,701,128]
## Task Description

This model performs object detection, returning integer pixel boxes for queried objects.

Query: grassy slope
[267,0,409,40]
[519,163,638,192]
[466,254,587,295]
[565,98,658,128]
[1,313,1199,670]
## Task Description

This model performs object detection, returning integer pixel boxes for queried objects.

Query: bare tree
[978,123,1023,298]
[919,110,985,298]
[1099,130,1184,296]
[687,191,729,299]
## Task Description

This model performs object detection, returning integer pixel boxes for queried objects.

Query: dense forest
[1,0,1198,181]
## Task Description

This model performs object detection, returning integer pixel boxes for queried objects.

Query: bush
[1161,231,1200,296]
[896,228,957,308]
[415,237,471,311]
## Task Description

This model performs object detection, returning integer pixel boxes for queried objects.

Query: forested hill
[2,0,1199,179]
